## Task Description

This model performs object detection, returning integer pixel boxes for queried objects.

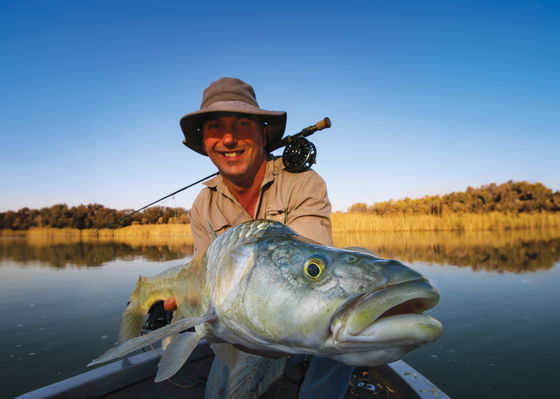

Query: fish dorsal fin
[343,246,378,257]
[155,331,202,382]
[88,312,215,367]
[225,354,287,399]
[211,343,241,370]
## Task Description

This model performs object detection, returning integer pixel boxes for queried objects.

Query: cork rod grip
[315,117,331,131]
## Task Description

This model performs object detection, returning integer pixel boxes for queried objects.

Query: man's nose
[222,132,237,147]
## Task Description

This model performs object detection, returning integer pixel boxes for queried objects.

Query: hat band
[203,100,265,113]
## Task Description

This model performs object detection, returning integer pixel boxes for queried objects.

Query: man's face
[202,114,267,184]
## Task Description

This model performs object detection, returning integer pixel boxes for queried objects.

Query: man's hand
[163,296,177,312]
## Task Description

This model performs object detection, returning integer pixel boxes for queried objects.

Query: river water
[1,229,559,398]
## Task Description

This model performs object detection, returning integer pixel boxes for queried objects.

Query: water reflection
[0,238,193,268]
[2,228,559,273]
[333,228,560,273]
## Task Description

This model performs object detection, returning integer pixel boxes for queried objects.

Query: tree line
[2,181,559,231]
[348,181,560,215]
[0,203,190,230]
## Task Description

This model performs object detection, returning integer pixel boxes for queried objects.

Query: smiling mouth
[220,150,245,158]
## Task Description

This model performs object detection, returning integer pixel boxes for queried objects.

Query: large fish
[89,220,442,386]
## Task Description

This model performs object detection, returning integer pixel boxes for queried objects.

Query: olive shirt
[189,157,334,256]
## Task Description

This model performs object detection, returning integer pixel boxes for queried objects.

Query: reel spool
[282,137,317,173]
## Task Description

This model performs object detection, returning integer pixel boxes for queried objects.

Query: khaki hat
[180,77,287,155]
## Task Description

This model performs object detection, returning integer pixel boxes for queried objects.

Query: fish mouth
[330,279,442,346]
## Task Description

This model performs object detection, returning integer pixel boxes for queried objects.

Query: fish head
[208,221,442,366]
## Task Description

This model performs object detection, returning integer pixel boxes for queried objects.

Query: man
[179,77,353,398]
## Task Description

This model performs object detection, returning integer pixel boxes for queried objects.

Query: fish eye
[304,257,325,280]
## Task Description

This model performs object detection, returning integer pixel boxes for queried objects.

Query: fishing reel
[276,117,330,173]
[282,137,317,173]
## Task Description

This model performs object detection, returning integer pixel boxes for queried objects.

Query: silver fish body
[90,220,442,381]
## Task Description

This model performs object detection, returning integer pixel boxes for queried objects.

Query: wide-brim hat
[180,77,287,156]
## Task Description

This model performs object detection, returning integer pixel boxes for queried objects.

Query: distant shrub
[349,181,560,216]
[0,204,190,230]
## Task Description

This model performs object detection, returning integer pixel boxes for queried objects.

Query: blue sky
[1,0,558,212]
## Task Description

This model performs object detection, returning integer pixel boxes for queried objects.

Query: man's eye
[206,122,219,129]
[237,120,252,127]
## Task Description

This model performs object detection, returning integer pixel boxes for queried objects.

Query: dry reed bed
[0,225,194,246]
[2,212,559,245]
[331,211,560,233]
[332,227,560,250]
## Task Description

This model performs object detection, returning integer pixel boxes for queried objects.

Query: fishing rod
[105,117,331,228]
[105,173,219,228]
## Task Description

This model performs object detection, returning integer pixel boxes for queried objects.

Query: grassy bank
[2,212,559,242]
[0,224,194,246]
[331,211,560,232]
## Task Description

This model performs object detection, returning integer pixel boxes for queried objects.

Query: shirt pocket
[264,204,287,223]
[208,213,231,237]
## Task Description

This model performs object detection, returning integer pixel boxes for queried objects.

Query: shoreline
[1,212,559,242]
[331,211,560,232]
[0,224,194,246]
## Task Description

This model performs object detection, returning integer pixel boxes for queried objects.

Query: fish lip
[329,278,440,341]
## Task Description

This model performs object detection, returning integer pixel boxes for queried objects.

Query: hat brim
[180,101,287,156]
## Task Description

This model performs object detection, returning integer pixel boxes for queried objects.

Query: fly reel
[282,137,317,173]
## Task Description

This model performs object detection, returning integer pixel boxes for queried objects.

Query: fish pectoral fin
[211,343,241,370]
[155,331,201,382]
[88,313,215,367]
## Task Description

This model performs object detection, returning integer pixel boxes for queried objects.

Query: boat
[15,342,449,399]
